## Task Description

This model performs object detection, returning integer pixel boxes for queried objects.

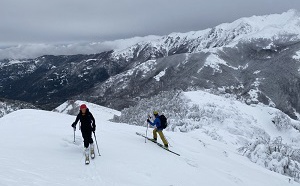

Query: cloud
[0,0,300,59]
[0,35,160,59]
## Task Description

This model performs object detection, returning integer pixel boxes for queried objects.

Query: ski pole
[145,114,151,143]
[93,131,101,156]
[145,122,148,143]
[73,127,76,144]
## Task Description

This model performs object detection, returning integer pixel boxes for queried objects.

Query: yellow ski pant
[153,128,168,145]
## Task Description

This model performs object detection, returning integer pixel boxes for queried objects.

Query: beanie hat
[80,104,87,109]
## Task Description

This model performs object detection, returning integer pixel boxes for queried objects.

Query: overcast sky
[0,0,299,58]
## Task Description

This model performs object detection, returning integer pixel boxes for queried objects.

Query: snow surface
[0,93,298,186]
[294,51,300,60]
[153,69,166,81]
[0,59,30,68]
[198,53,229,73]
[184,91,300,146]
[228,9,300,42]
[0,102,16,118]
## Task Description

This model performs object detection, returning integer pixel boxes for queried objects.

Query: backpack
[159,115,167,129]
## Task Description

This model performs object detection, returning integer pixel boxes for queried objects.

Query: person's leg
[88,130,94,144]
[88,130,94,153]
[82,131,90,157]
[82,131,90,148]
[152,128,158,141]
[157,130,168,147]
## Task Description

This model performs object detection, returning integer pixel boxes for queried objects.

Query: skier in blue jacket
[147,111,168,148]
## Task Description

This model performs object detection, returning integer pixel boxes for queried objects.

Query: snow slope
[113,9,300,60]
[184,91,300,147]
[0,105,297,185]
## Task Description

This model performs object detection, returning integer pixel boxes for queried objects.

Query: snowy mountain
[111,9,300,60]
[53,100,120,119]
[0,98,37,118]
[0,94,298,185]
[0,35,161,60]
[79,9,300,118]
[1,10,300,118]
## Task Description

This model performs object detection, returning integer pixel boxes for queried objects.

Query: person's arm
[148,120,154,126]
[71,114,80,128]
[147,118,155,126]
[148,117,160,127]
[90,113,96,131]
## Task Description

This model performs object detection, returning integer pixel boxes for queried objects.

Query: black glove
[71,123,76,128]
[147,119,150,123]
[92,125,96,132]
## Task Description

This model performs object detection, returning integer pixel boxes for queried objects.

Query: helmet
[80,104,87,110]
[153,111,158,115]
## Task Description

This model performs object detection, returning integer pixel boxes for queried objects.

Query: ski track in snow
[0,92,298,186]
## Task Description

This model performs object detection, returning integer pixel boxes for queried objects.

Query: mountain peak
[112,9,300,60]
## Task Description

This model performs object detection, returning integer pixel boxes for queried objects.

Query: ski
[136,132,180,156]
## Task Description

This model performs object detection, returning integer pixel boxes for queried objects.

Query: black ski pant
[81,129,93,148]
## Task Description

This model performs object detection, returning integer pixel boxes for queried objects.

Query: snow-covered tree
[0,99,36,118]
[112,90,232,132]
[238,136,300,181]
[272,111,292,131]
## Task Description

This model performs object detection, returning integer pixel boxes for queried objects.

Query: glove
[147,119,150,123]
[71,123,76,129]
[92,125,96,132]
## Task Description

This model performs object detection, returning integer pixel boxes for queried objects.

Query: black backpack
[159,115,167,129]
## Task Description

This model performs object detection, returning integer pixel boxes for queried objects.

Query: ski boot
[164,144,169,149]
[151,138,157,143]
[90,143,95,159]
[84,148,90,165]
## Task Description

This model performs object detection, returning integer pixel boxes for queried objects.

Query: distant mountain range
[0,98,36,117]
[1,9,300,118]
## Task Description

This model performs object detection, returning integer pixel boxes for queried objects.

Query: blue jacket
[148,115,163,130]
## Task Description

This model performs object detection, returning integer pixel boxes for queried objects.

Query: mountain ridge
[1,10,300,118]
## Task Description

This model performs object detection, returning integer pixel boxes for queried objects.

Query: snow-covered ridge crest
[113,9,300,60]
[53,100,120,120]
